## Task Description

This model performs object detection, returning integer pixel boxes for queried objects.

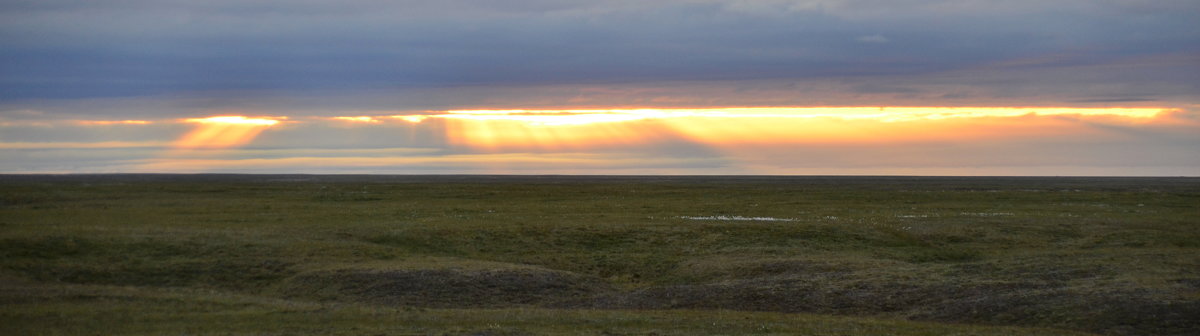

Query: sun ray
[173,116,282,149]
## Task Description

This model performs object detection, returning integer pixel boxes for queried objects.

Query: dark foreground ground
[1,175,1197,335]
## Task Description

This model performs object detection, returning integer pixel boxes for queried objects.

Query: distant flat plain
[2,175,1197,335]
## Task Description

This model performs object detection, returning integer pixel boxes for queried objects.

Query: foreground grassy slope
[1,175,1197,335]
[2,277,1089,336]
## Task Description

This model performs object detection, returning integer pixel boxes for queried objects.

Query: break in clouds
[2,107,1198,175]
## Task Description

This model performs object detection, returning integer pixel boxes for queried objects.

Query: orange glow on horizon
[393,115,429,123]
[438,107,1165,122]
[125,106,1194,175]
[335,106,1165,126]
[330,116,381,123]
[441,109,655,126]
[173,116,282,149]
[374,106,1170,150]
[184,116,281,126]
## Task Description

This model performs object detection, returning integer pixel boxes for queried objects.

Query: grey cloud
[856,34,888,43]
[0,123,185,143]
[2,0,1196,103]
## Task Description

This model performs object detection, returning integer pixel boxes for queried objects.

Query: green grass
[1,304,1078,336]
[2,175,1198,335]
[1,279,1091,336]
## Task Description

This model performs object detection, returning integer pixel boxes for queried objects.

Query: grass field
[1,175,1197,335]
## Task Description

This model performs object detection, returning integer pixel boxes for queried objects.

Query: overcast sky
[1,0,1198,175]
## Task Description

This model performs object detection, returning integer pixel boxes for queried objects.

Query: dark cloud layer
[2,0,1197,103]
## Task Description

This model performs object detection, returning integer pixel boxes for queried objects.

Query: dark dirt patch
[280,267,610,307]
[1174,278,1200,289]
[1085,298,1200,336]
[587,276,1198,336]
[590,276,938,315]
[951,262,1110,284]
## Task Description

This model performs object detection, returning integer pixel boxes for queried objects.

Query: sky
[1,0,1198,175]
